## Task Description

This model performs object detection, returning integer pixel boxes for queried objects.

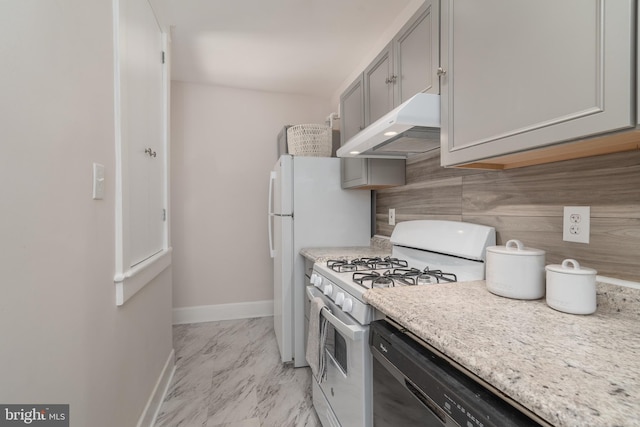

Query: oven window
[324,323,348,374]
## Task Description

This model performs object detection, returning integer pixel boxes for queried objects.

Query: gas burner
[392,268,457,284]
[350,267,458,289]
[327,256,409,273]
[369,257,409,270]
[327,258,373,272]
[352,270,416,289]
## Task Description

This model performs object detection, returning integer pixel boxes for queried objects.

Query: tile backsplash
[375,150,640,282]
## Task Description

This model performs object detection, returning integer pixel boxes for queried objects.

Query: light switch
[93,163,105,200]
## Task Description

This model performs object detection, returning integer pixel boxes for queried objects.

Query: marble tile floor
[155,317,321,427]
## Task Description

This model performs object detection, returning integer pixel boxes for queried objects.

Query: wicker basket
[286,124,331,157]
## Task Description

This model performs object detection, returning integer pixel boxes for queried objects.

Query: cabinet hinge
[162,208,166,221]
[162,51,165,64]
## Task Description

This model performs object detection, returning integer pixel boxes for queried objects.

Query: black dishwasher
[369,320,544,427]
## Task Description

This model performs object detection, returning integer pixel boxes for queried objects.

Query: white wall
[0,1,173,426]
[171,81,330,309]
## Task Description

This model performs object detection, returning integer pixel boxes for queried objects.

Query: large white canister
[486,239,546,299]
[545,259,597,315]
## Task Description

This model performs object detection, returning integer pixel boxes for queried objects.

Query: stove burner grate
[352,267,458,289]
[352,270,416,288]
[327,256,408,273]
[392,267,457,284]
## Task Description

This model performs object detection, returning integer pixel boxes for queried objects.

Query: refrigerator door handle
[269,170,276,216]
[268,171,276,258]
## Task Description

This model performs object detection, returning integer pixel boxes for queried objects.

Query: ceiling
[151,0,416,99]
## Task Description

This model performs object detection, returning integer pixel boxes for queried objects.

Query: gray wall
[376,150,640,282]
[0,2,173,425]
[170,81,330,309]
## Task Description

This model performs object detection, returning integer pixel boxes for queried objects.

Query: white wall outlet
[563,206,590,243]
[389,208,396,226]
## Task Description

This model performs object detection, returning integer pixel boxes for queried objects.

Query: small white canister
[486,240,546,300]
[545,259,597,315]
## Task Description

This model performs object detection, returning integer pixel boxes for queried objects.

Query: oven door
[306,286,372,427]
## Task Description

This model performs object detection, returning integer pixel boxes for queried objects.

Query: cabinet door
[394,0,440,105]
[120,0,166,267]
[340,75,369,189]
[340,74,365,144]
[341,158,369,189]
[364,43,394,126]
[441,0,634,167]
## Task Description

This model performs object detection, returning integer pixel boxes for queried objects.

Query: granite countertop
[299,236,392,263]
[364,281,640,427]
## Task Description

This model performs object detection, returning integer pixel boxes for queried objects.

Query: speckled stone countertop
[299,235,392,263]
[364,281,640,427]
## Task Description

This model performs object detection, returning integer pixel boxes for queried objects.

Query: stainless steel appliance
[370,319,542,426]
[307,220,496,427]
[268,154,370,367]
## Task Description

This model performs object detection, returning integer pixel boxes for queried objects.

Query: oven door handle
[322,308,365,341]
[307,287,365,342]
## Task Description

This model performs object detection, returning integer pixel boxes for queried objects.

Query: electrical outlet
[563,206,590,243]
[389,208,396,226]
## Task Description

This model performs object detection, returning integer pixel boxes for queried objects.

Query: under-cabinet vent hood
[337,93,440,159]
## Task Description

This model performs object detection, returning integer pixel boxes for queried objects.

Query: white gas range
[307,220,496,427]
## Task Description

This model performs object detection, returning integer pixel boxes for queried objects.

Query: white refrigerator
[268,155,371,367]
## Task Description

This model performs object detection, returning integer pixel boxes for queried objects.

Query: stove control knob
[311,274,322,288]
[342,298,353,313]
[323,284,333,296]
[335,292,345,306]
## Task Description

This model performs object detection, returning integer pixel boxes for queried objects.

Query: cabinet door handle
[437,67,447,77]
[385,75,398,84]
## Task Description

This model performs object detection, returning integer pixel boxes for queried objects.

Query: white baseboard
[137,349,175,427]
[172,300,274,325]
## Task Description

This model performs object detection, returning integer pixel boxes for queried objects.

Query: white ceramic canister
[545,259,597,315]
[486,239,546,299]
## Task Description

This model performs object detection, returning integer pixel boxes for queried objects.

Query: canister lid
[545,259,597,275]
[486,239,545,256]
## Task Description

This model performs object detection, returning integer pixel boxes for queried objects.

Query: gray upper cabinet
[364,43,394,126]
[340,74,406,189]
[393,0,440,105]
[339,2,438,189]
[340,74,365,143]
[364,1,440,126]
[340,75,369,189]
[440,0,635,168]
[341,158,405,190]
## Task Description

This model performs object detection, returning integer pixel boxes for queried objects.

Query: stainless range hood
[337,93,440,159]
